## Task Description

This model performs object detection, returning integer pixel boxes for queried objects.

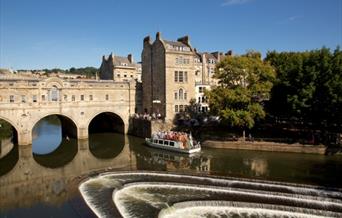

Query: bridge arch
[31,113,78,140]
[0,116,19,144]
[88,111,125,134]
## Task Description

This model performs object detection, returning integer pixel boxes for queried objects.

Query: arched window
[179,89,184,100]
[50,86,59,101]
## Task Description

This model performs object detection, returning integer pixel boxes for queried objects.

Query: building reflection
[243,158,269,177]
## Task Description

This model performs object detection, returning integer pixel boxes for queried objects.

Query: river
[0,118,342,217]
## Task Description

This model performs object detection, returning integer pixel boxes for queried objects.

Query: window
[179,89,184,100]
[89,95,93,101]
[130,75,133,78]
[105,94,109,100]
[124,74,127,78]
[184,92,187,100]
[174,92,178,100]
[198,97,201,103]
[21,95,26,103]
[42,95,46,101]
[179,105,184,112]
[72,95,75,101]
[199,87,203,93]
[174,71,178,82]
[117,74,121,77]
[179,71,184,82]
[64,95,67,101]
[175,105,178,112]
[10,95,14,103]
[50,86,59,101]
[184,71,188,82]
[33,95,37,102]
[170,141,175,146]
[80,95,84,101]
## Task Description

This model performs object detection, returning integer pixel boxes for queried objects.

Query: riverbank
[202,140,342,155]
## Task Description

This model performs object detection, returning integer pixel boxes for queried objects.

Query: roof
[111,56,138,68]
[163,40,188,47]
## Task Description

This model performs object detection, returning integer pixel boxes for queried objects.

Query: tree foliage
[266,47,342,130]
[207,51,275,130]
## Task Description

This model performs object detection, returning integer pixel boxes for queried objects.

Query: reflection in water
[243,158,268,176]
[1,120,342,217]
[33,138,78,168]
[32,116,62,154]
[89,133,125,159]
[0,144,18,176]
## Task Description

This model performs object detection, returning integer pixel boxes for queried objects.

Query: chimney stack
[177,35,190,45]
[156,32,161,40]
[128,54,133,63]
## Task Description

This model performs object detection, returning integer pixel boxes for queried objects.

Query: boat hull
[145,138,201,154]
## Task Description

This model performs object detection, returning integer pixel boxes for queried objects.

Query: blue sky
[0,0,341,70]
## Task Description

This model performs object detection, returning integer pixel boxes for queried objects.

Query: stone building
[142,32,196,120]
[194,50,232,112]
[142,32,230,120]
[99,53,141,82]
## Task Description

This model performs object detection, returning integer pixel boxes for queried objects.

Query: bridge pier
[18,131,32,146]
[77,127,88,140]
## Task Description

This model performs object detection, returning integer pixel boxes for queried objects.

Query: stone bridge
[0,77,141,145]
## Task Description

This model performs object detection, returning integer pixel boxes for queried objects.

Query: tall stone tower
[142,32,196,121]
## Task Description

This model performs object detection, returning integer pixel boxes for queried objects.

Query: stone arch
[44,77,64,89]
[0,115,19,144]
[87,111,125,134]
[31,113,78,139]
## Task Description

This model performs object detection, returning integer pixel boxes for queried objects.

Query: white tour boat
[145,131,201,154]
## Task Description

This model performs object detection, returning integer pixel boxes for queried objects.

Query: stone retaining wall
[202,140,328,154]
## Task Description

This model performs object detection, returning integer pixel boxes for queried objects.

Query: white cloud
[221,0,253,6]
[288,15,303,22]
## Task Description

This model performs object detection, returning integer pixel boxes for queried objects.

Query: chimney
[156,32,161,40]
[177,35,190,45]
[128,54,133,63]
[144,36,151,45]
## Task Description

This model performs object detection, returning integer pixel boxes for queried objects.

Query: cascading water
[79,172,342,218]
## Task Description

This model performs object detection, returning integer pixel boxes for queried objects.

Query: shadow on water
[33,138,78,168]
[0,144,19,176]
[89,133,125,159]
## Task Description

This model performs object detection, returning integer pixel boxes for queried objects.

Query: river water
[0,118,342,217]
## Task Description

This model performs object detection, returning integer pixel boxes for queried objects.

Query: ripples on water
[79,172,342,218]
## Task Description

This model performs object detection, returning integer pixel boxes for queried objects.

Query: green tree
[207,51,275,137]
[266,47,342,131]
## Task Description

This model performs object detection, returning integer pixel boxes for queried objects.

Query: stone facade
[142,32,230,120]
[99,53,141,82]
[0,77,140,145]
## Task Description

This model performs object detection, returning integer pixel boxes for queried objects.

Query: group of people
[152,131,193,149]
[132,113,162,120]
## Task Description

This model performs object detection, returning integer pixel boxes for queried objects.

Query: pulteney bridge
[0,77,140,145]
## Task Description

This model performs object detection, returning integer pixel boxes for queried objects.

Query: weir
[79,172,342,218]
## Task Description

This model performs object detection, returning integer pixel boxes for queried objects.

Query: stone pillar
[77,127,88,140]
[18,130,32,146]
